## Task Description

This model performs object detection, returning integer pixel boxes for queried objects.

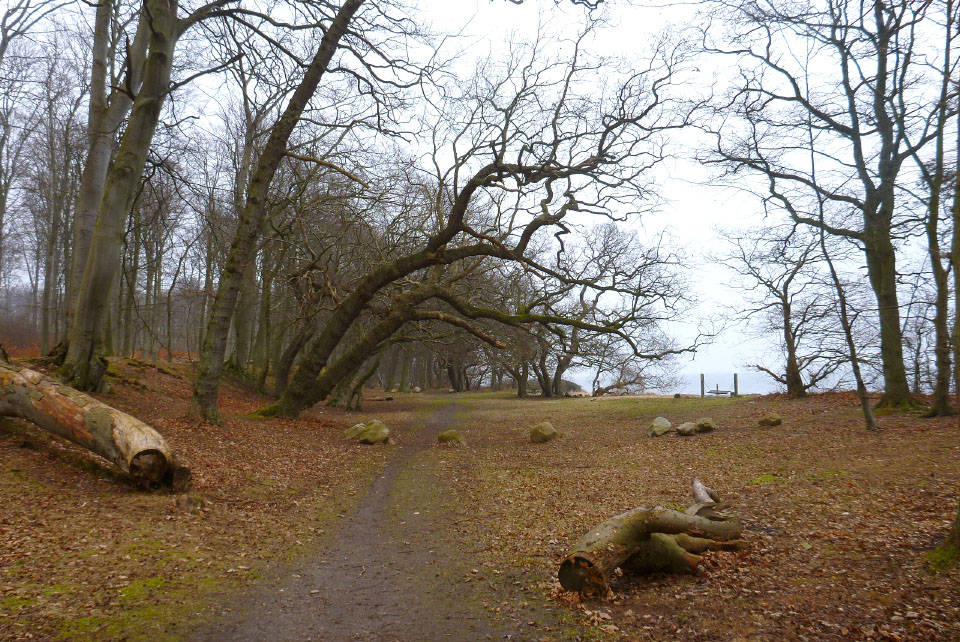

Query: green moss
[251,403,281,418]
[750,474,777,485]
[58,615,105,638]
[119,577,166,602]
[1,595,36,610]
[41,583,74,597]
[926,545,959,570]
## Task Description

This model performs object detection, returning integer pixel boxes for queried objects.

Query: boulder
[411,386,422,393]
[345,420,390,444]
[676,422,697,436]
[758,413,782,427]
[345,423,367,439]
[530,421,559,443]
[695,417,717,433]
[649,416,673,437]
[437,429,465,445]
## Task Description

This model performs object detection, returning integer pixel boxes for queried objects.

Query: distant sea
[663,371,780,396]
[565,369,782,396]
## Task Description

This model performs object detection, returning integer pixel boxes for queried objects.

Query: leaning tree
[257,29,703,418]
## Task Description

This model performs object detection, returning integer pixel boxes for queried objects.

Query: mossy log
[558,480,744,595]
[0,362,190,490]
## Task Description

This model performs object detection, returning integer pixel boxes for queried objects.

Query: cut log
[558,480,744,595]
[0,362,190,490]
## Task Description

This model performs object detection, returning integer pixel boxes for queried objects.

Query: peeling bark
[0,362,190,490]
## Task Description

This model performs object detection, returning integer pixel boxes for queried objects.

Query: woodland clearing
[0,358,958,641]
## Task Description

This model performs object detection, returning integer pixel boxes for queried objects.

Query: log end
[129,449,167,482]
[558,555,607,595]
[162,454,192,493]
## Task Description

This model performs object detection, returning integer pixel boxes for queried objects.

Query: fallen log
[0,361,190,490]
[558,480,744,595]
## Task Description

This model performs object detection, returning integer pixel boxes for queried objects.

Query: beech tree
[702,0,954,408]
[59,0,245,391]
[255,31,701,418]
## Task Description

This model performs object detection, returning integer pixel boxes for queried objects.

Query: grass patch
[118,577,166,603]
[925,545,959,571]
[750,474,777,485]
[1,595,36,611]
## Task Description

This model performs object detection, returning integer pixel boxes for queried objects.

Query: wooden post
[733,373,739,397]
[700,373,704,398]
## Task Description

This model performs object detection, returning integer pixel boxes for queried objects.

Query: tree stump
[558,479,745,594]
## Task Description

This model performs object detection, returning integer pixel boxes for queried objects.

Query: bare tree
[718,226,847,396]
[702,0,952,408]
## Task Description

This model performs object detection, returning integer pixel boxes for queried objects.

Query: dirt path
[192,400,540,642]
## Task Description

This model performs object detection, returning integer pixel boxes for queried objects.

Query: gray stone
[648,416,673,437]
[345,419,390,444]
[695,417,717,433]
[676,422,697,436]
[530,421,558,443]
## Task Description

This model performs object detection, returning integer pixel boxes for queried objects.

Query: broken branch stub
[0,362,190,490]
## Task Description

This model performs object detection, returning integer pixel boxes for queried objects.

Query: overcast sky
[414,0,778,393]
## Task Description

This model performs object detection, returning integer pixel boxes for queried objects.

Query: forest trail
[192,399,538,642]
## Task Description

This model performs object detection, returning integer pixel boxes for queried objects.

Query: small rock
[758,413,782,427]
[411,386,421,393]
[345,423,367,439]
[649,416,672,437]
[676,422,697,436]
[673,393,681,398]
[530,421,558,443]
[385,396,394,401]
[437,429,465,446]
[345,420,390,444]
[695,417,717,432]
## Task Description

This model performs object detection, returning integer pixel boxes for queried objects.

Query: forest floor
[0,358,958,641]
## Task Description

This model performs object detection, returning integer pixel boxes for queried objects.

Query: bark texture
[0,362,190,489]
[59,0,179,391]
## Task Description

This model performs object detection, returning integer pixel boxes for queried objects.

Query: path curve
[192,399,533,642]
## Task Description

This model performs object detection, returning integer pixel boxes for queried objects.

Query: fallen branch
[558,479,745,595]
[0,361,190,490]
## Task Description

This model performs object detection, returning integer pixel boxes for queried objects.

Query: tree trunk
[59,0,179,391]
[274,321,313,397]
[345,353,383,411]
[0,362,189,489]
[229,258,257,374]
[945,497,960,552]
[558,480,744,595]
[383,346,399,391]
[783,300,807,397]
[192,0,365,424]
[64,2,147,338]
[864,228,915,409]
[398,351,410,392]
[121,216,140,358]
